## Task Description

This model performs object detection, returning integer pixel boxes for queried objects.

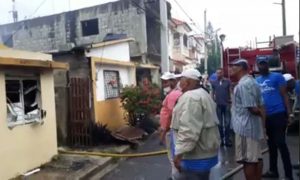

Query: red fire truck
[222,36,299,81]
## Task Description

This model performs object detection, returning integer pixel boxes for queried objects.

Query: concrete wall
[95,64,134,101]
[86,42,130,62]
[0,70,57,180]
[0,0,148,57]
[94,63,135,130]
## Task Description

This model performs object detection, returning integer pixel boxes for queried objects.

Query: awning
[0,57,69,70]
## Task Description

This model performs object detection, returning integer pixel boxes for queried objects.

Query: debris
[112,125,147,143]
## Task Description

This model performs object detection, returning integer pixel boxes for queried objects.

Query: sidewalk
[23,145,130,180]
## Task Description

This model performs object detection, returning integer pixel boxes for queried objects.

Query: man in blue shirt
[256,56,293,180]
[211,68,232,147]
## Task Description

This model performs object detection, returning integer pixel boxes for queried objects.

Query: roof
[171,18,192,32]
[0,47,68,69]
[90,38,135,49]
[0,48,52,61]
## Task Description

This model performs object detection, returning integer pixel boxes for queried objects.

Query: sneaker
[262,171,279,178]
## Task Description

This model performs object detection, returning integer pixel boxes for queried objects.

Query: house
[0,45,68,180]
[0,0,171,75]
[168,18,204,72]
[52,37,159,146]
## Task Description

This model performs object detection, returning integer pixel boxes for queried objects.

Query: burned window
[104,70,120,99]
[81,19,99,36]
[6,76,42,128]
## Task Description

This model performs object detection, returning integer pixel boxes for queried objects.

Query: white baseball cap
[283,73,294,81]
[161,72,176,80]
[180,69,201,80]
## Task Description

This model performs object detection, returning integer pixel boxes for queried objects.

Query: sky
[0,0,299,47]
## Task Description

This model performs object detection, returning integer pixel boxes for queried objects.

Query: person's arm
[280,86,292,116]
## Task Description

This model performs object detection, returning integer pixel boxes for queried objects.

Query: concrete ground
[102,133,299,180]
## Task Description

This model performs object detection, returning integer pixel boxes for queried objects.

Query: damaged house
[0,0,171,146]
[0,45,68,180]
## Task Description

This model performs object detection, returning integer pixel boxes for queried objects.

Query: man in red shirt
[159,72,182,179]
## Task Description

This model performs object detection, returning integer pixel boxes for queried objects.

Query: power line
[4,0,49,44]
[172,0,204,34]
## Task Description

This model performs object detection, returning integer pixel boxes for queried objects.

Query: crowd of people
[158,57,299,180]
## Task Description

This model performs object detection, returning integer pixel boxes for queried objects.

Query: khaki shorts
[235,134,262,163]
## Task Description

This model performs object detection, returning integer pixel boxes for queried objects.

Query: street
[102,132,299,180]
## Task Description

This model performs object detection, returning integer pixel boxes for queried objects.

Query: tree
[206,22,221,75]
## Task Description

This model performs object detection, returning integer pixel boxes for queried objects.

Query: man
[283,73,300,112]
[159,72,182,180]
[211,68,232,147]
[256,56,293,180]
[171,69,220,180]
[230,59,265,180]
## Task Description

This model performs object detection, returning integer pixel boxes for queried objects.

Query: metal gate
[68,77,92,146]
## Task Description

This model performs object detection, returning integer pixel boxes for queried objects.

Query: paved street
[102,132,299,180]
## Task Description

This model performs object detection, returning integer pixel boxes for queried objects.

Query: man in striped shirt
[230,59,265,180]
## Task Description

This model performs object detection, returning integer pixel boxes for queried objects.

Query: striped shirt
[232,75,264,140]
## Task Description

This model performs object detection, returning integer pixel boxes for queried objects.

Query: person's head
[161,72,176,93]
[283,73,296,92]
[216,68,224,80]
[256,56,269,75]
[229,59,249,80]
[179,69,201,93]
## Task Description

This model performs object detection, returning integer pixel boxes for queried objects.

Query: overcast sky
[0,0,299,47]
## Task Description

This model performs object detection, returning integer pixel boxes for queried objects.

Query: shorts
[235,134,262,163]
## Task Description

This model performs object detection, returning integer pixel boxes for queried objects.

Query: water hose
[59,149,167,158]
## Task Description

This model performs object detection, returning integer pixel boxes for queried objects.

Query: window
[104,70,120,99]
[6,75,44,128]
[81,19,99,36]
[173,32,180,47]
[183,34,188,47]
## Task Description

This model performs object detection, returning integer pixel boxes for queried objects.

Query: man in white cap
[159,72,182,180]
[170,69,220,180]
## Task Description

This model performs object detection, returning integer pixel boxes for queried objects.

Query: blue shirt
[211,78,231,105]
[295,80,300,96]
[256,73,286,115]
[232,75,264,140]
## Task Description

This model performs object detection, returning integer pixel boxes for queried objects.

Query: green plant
[120,84,161,126]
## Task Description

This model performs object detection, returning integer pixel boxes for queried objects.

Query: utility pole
[282,0,286,36]
[274,0,286,36]
[204,9,207,74]
[160,0,169,73]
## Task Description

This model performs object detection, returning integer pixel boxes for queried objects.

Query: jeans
[165,131,178,179]
[216,105,231,144]
[266,112,293,178]
[174,170,210,180]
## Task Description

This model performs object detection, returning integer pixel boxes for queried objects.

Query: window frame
[81,18,99,37]
[103,70,121,99]
[5,75,43,129]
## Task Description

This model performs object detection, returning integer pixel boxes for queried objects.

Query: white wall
[0,70,57,180]
[95,64,135,101]
[86,42,130,62]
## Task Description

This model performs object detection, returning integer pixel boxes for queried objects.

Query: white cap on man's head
[283,73,294,81]
[180,69,201,80]
[161,72,176,80]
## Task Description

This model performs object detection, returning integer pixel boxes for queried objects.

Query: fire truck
[222,36,299,81]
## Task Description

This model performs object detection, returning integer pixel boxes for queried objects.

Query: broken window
[103,70,120,99]
[81,19,99,36]
[6,75,43,128]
